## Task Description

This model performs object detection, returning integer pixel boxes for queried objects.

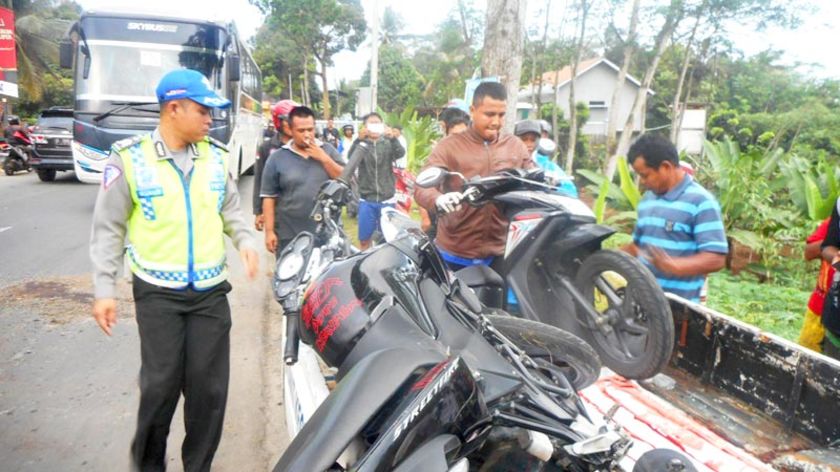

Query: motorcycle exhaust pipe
[517,430,554,462]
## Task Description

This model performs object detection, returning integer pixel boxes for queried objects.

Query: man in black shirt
[260,106,344,255]
[322,118,341,149]
[254,100,297,231]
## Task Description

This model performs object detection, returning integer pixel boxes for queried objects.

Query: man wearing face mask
[415,82,533,271]
[346,112,405,250]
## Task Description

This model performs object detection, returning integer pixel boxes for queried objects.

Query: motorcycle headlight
[273,233,314,302]
[277,253,305,280]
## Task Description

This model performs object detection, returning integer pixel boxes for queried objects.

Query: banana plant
[780,153,840,221]
[379,105,440,173]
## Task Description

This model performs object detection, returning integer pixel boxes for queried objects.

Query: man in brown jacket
[415,82,532,269]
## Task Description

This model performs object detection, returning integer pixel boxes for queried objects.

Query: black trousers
[131,276,233,472]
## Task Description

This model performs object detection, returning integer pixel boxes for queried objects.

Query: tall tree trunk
[565,0,589,174]
[605,0,639,166]
[320,56,331,119]
[551,67,561,145]
[609,1,683,179]
[481,0,526,134]
[457,0,472,46]
[534,0,552,114]
[302,57,311,107]
[669,6,703,144]
[529,41,538,115]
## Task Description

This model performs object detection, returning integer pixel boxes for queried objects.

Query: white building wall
[530,62,647,136]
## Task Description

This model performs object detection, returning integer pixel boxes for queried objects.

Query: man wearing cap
[514,120,577,197]
[253,99,298,231]
[89,68,259,472]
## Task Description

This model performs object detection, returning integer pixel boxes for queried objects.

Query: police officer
[90,69,259,472]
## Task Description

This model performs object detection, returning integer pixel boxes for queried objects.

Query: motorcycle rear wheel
[574,250,674,380]
[485,314,601,390]
[3,159,14,176]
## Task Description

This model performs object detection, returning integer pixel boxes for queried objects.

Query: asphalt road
[0,170,288,471]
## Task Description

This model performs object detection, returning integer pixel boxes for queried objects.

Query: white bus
[60,10,264,183]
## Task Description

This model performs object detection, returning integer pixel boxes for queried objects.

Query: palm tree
[2,0,76,101]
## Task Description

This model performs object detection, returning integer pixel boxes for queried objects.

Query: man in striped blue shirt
[624,134,728,302]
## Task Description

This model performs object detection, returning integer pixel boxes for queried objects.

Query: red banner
[0,7,15,71]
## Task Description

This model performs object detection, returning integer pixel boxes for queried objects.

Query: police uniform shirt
[90,128,256,299]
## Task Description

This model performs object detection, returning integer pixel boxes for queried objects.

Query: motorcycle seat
[454,264,504,287]
[454,265,505,308]
[274,347,446,472]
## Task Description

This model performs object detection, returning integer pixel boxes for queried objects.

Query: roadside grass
[706,271,808,342]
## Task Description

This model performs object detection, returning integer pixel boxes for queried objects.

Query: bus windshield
[75,16,227,110]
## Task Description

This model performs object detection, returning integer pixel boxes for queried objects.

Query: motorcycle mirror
[537,138,557,155]
[416,167,447,188]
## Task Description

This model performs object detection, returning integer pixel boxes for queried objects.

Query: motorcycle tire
[4,160,15,176]
[37,169,56,182]
[574,249,674,380]
[485,314,601,390]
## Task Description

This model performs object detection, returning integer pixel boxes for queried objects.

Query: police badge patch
[102,165,122,190]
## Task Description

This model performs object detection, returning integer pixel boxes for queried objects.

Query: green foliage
[410,9,481,107]
[16,66,72,120]
[616,156,641,210]
[779,153,840,221]
[379,105,441,173]
[706,271,808,342]
[593,179,610,224]
[362,44,425,113]
[7,0,79,103]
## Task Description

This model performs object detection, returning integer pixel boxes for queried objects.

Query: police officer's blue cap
[156,69,231,109]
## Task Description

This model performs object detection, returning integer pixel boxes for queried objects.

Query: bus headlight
[73,141,109,160]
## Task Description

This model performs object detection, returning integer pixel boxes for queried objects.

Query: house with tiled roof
[518,57,654,137]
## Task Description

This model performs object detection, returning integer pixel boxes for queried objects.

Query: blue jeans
[358,200,395,241]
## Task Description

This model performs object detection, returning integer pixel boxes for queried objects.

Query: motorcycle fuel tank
[299,243,425,368]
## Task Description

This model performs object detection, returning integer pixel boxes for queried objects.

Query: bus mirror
[59,42,73,69]
[228,55,240,82]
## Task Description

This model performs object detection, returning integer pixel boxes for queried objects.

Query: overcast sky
[76,0,840,86]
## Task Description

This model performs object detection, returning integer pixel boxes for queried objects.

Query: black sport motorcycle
[414,167,674,380]
[271,178,636,471]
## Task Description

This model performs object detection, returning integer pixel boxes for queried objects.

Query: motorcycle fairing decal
[300,276,364,352]
[505,217,543,258]
[410,360,448,392]
[393,358,460,441]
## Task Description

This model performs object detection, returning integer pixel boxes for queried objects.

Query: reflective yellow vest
[116,134,229,289]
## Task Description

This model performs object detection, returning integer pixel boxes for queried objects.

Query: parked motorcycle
[272,177,636,471]
[3,129,33,176]
[415,167,674,380]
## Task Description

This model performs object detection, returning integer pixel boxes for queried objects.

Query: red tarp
[581,375,773,471]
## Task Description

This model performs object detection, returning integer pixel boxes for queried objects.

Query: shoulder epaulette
[207,136,228,152]
[111,134,145,152]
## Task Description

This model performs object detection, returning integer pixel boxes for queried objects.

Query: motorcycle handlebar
[284,312,300,365]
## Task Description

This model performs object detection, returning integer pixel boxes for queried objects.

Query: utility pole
[288,73,294,101]
[369,0,380,114]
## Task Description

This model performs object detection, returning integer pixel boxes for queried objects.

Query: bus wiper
[93,102,159,123]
